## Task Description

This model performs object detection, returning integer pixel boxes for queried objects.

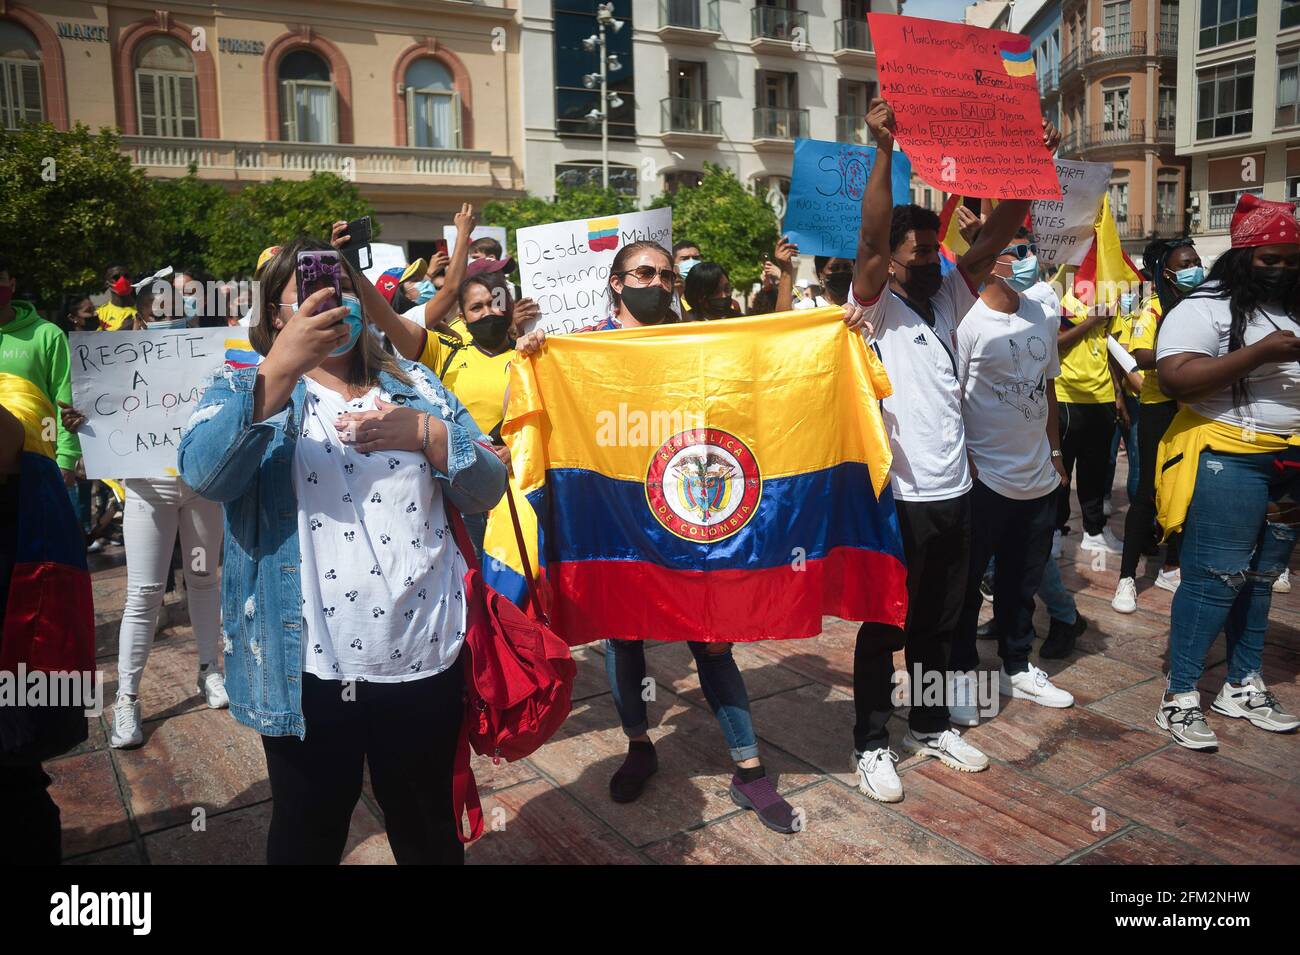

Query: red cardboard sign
[867,13,1061,200]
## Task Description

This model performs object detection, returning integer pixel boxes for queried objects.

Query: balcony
[835,114,872,145]
[1060,46,1082,85]
[1154,121,1176,144]
[660,97,723,145]
[1087,31,1148,65]
[1157,31,1179,57]
[657,0,721,45]
[750,6,808,56]
[119,136,520,196]
[832,18,873,65]
[752,106,809,149]
[1080,119,1148,151]
[1113,213,1145,240]
[1153,214,1186,237]
[1208,205,1235,231]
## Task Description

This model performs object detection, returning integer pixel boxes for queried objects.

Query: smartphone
[432,238,449,257]
[296,250,343,314]
[337,216,372,271]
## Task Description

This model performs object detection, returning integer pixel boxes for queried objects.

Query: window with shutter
[134,37,198,138]
[0,57,43,129]
[137,71,160,136]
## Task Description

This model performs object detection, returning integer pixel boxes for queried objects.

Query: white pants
[117,478,224,697]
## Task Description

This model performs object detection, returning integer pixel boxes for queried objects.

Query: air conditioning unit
[1189,194,1200,210]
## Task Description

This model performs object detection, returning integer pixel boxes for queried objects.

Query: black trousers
[1056,401,1117,535]
[853,493,970,751]
[1120,400,1182,578]
[0,765,61,864]
[262,659,466,865]
[953,481,1057,676]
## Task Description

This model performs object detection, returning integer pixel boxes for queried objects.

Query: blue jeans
[1107,394,1141,503]
[1038,554,1078,625]
[1168,448,1299,693]
[605,639,758,762]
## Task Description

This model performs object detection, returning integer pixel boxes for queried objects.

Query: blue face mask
[678,258,700,279]
[1002,254,1039,292]
[414,279,436,304]
[1171,265,1204,291]
[1120,293,1136,313]
[182,295,199,318]
[331,293,364,357]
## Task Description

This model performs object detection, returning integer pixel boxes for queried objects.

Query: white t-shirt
[1156,285,1300,435]
[1022,280,1061,319]
[293,378,468,682]
[793,295,830,310]
[958,294,1062,500]
[848,268,978,502]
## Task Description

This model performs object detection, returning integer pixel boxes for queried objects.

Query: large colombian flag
[482,306,906,646]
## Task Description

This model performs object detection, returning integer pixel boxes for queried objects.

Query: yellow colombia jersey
[96,302,136,331]
[418,331,513,435]
[1055,310,1122,405]
[1130,296,1171,404]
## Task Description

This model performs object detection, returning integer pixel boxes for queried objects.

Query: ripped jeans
[605,640,758,762]
[1168,449,1300,693]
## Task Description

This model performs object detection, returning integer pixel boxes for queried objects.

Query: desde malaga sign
[69,328,228,480]
[867,12,1061,200]
[516,207,673,335]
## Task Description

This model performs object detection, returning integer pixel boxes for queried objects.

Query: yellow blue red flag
[482,306,906,645]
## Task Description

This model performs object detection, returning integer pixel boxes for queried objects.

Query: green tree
[150,166,227,274]
[0,122,160,308]
[482,183,637,257]
[650,162,779,290]
[202,172,375,277]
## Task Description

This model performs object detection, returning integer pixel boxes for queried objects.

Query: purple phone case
[297,250,342,313]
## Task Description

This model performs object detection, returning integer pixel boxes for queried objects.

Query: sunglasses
[617,266,678,286]
[1000,243,1038,260]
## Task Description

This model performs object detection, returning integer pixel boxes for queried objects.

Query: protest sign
[516,207,673,334]
[1030,159,1112,268]
[443,225,508,259]
[784,138,914,259]
[69,328,227,479]
[867,13,1060,200]
[362,242,408,284]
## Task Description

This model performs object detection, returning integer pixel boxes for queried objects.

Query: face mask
[149,317,187,330]
[703,295,735,319]
[110,275,132,297]
[619,285,675,325]
[895,261,943,302]
[414,279,436,305]
[468,312,511,349]
[182,295,199,318]
[330,293,365,356]
[1119,293,1136,313]
[1253,267,1300,306]
[1170,265,1204,291]
[1000,255,1039,293]
[823,271,853,301]
[678,258,700,279]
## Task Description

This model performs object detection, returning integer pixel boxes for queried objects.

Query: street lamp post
[582,3,624,191]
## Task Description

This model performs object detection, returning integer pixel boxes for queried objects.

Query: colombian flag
[937,194,969,276]
[224,337,261,369]
[1062,194,1144,323]
[587,217,619,252]
[999,37,1035,77]
[482,306,906,646]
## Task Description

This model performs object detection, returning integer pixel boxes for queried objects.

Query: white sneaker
[1112,577,1138,613]
[901,728,989,772]
[999,665,1074,708]
[1211,674,1300,732]
[852,748,903,803]
[87,538,107,553]
[1156,692,1218,750]
[1273,568,1292,594]
[1050,529,1062,560]
[1103,497,1113,517]
[1154,567,1181,594]
[948,670,981,727]
[197,668,229,709]
[109,694,144,749]
[1080,527,1123,555]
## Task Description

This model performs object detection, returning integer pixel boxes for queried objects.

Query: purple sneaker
[729,773,799,834]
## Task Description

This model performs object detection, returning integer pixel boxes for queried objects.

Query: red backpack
[446,494,575,843]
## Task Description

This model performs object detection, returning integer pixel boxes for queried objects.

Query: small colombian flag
[224,338,261,369]
[999,38,1035,77]
[587,217,619,252]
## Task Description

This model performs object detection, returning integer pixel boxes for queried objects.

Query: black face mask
[1253,267,1300,306]
[896,262,943,303]
[620,285,675,325]
[703,295,736,319]
[823,271,853,301]
[468,312,511,350]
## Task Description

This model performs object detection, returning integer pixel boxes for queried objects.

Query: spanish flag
[482,306,906,646]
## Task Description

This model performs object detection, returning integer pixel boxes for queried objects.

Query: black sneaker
[609,741,657,803]
[1040,613,1087,659]
[976,618,998,640]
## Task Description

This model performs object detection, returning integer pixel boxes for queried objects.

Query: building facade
[1176,0,1300,262]
[1055,0,1186,256]
[0,0,526,259]
[518,0,896,215]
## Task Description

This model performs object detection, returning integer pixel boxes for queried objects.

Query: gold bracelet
[420,412,431,451]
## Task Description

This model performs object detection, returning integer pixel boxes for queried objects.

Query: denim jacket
[177,359,507,738]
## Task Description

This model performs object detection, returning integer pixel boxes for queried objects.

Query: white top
[401,303,427,327]
[293,378,468,682]
[1022,280,1061,319]
[793,295,831,310]
[957,294,1062,500]
[1156,285,1300,435]
[848,268,978,502]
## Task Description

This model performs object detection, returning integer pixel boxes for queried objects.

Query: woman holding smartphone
[178,239,506,864]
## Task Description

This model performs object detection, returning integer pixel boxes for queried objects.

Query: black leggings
[1120,400,1182,579]
[262,659,466,865]
[1056,401,1117,535]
